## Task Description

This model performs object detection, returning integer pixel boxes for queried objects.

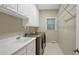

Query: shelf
[62,5,76,22]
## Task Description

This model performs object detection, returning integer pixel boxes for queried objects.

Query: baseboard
[46,41,57,43]
[51,41,57,43]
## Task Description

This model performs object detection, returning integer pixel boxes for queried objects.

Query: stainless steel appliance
[36,32,46,55]
[23,32,46,55]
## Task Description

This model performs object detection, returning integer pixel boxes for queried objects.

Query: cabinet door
[18,4,30,27]
[18,4,25,16]
[34,6,39,27]
[0,4,7,8]
[26,5,39,27]
[26,40,35,55]
[18,4,31,17]
[28,5,36,26]
[0,4,2,6]
[13,47,27,55]
[6,4,17,12]
[33,5,39,27]
[23,4,31,17]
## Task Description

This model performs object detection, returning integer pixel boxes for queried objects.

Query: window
[47,17,55,30]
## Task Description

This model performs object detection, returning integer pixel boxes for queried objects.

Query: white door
[76,5,79,54]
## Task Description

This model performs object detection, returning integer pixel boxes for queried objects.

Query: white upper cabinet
[18,4,39,27]
[18,4,31,27]
[18,4,25,16]
[18,4,23,15]
[0,4,3,7]
[0,4,19,18]
[18,4,32,17]
[35,6,39,27]
[23,5,31,17]
[0,4,39,27]
[0,4,6,8]
[6,4,18,12]
[26,5,39,27]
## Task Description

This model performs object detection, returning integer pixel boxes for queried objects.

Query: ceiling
[36,4,60,10]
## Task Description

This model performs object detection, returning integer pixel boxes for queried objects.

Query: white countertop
[0,36,36,55]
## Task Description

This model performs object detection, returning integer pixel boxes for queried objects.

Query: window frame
[45,17,57,31]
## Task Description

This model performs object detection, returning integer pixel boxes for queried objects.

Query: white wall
[38,10,58,42]
[0,12,38,39]
[0,12,25,39]
[57,5,76,55]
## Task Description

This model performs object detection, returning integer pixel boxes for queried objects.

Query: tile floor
[43,42,63,55]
